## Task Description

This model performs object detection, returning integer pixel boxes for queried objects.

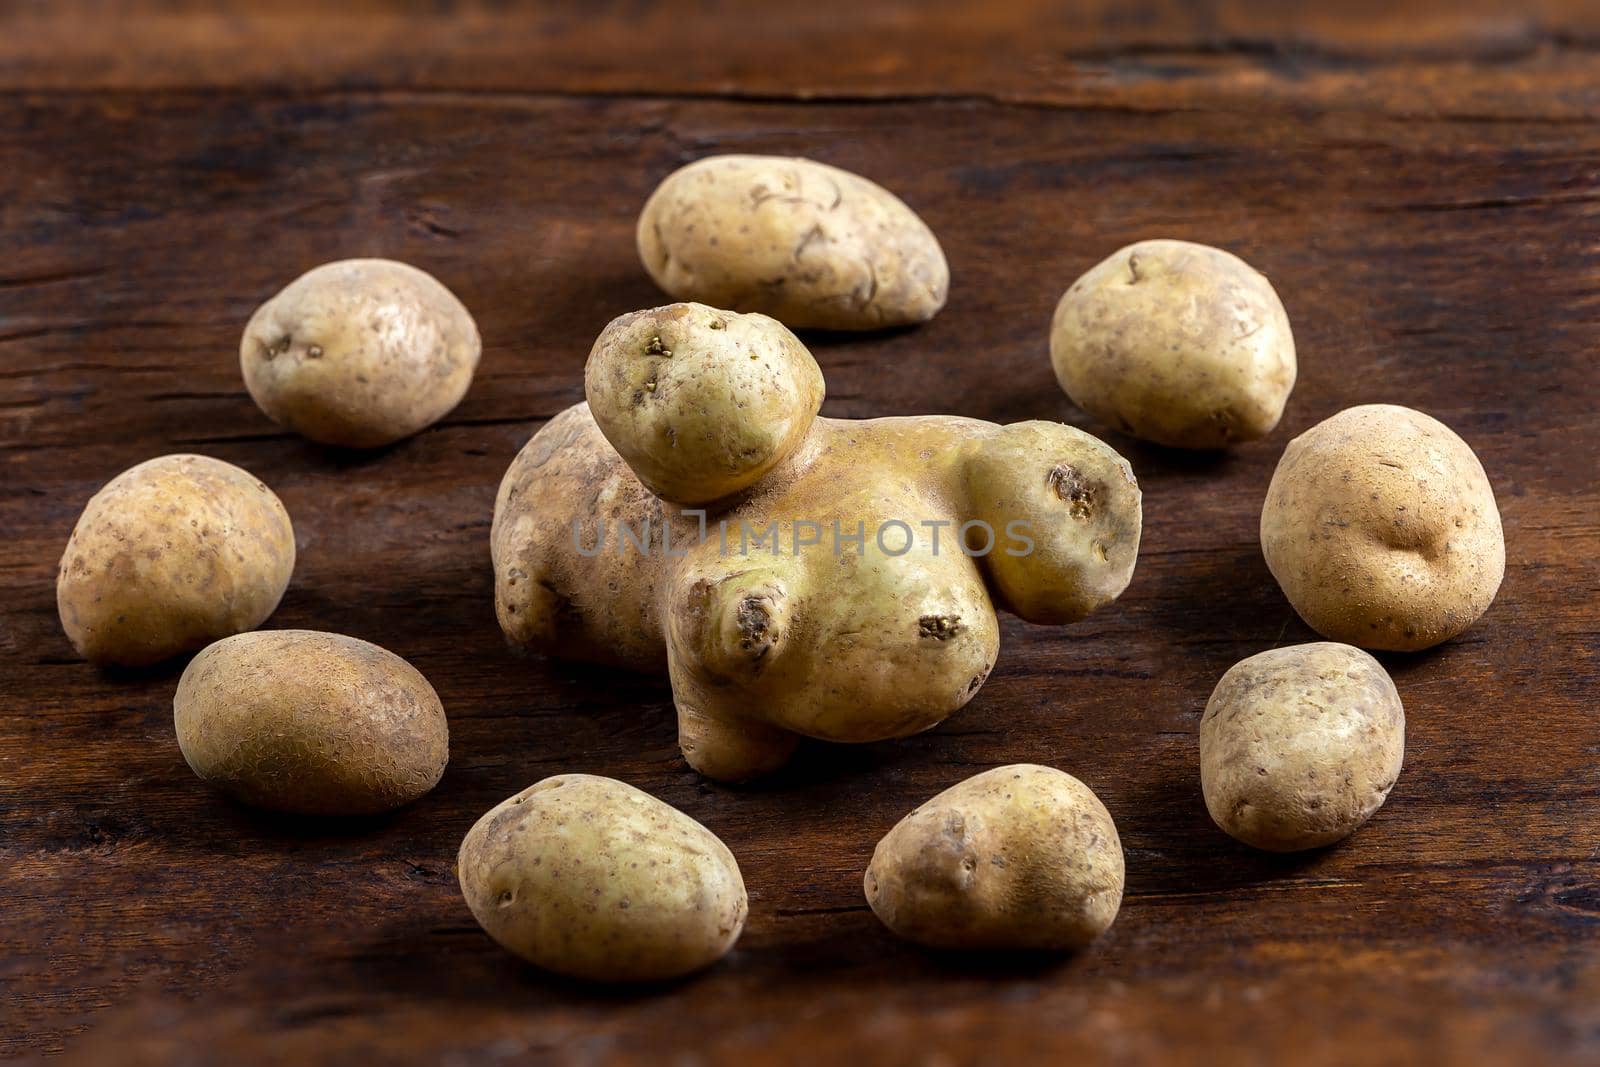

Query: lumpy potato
[241,258,481,447]
[1260,404,1504,651]
[637,155,948,330]
[174,630,448,815]
[1050,239,1296,449]
[57,454,295,667]
[1200,642,1404,851]
[864,764,1124,950]
[458,774,747,981]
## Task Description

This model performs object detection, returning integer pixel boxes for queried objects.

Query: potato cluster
[54,150,1508,982]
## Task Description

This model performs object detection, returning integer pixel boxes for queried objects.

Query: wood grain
[2,3,1598,1063]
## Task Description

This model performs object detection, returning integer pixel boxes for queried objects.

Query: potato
[1050,239,1296,449]
[457,775,747,982]
[864,764,1124,951]
[56,454,295,667]
[174,630,448,815]
[637,155,948,331]
[1200,642,1404,852]
[1260,404,1504,651]
[584,302,824,504]
[241,258,481,447]
[494,305,1141,781]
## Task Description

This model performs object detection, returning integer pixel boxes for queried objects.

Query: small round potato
[584,302,824,504]
[241,258,481,447]
[57,454,295,667]
[458,775,747,982]
[1050,239,1296,449]
[1260,404,1504,651]
[637,154,948,331]
[864,764,1123,951]
[1200,642,1404,852]
[174,630,448,815]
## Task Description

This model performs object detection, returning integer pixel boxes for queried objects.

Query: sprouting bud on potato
[864,765,1124,951]
[1260,404,1505,651]
[1050,239,1296,449]
[1200,642,1404,852]
[174,630,449,815]
[458,775,747,982]
[57,454,295,667]
[241,258,481,448]
[637,155,949,331]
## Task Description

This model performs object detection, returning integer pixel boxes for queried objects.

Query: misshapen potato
[57,454,295,667]
[241,258,481,447]
[1050,239,1296,449]
[174,630,448,815]
[1200,642,1404,852]
[1260,404,1504,651]
[864,765,1124,951]
[493,304,1141,781]
[637,155,948,330]
[458,775,747,982]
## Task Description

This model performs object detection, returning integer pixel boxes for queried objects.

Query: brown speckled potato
[457,775,747,982]
[1260,404,1505,651]
[494,304,1141,781]
[637,155,948,330]
[1200,642,1405,852]
[1050,239,1296,449]
[174,630,448,815]
[241,258,481,447]
[56,454,295,667]
[864,764,1124,951]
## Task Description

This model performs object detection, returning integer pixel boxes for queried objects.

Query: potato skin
[1050,239,1296,449]
[57,454,295,667]
[864,765,1124,951]
[241,258,481,447]
[457,775,747,982]
[174,630,448,815]
[1200,642,1404,852]
[637,155,948,330]
[1260,404,1504,651]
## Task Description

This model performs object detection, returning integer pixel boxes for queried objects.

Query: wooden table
[4,3,1598,1063]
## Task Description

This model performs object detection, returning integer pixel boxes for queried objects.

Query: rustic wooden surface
[3,2,1598,1063]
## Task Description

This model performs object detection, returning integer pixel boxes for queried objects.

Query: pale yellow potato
[1050,239,1296,449]
[241,258,481,447]
[174,630,448,815]
[584,302,823,505]
[637,155,948,330]
[492,305,1141,781]
[56,454,295,667]
[1200,642,1404,852]
[864,765,1124,951]
[1260,404,1504,651]
[457,775,747,982]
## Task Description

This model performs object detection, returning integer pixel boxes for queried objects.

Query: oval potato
[458,775,747,982]
[1200,642,1404,851]
[57,454,295,667]
[241,258,481,448]
[1260,404,1504,651]
[864,764,1123,951]
[1050,239,1296,449]
[174,630,448,815]
[637,154,948,331]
